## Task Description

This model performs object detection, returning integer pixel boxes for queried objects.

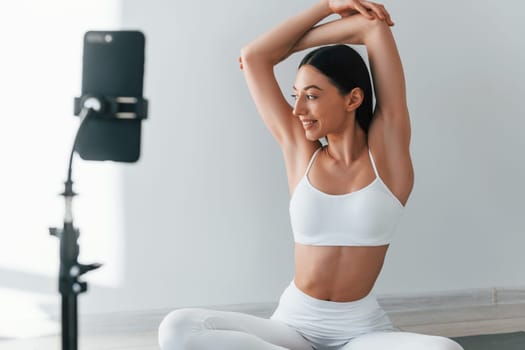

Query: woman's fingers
[340,9,358,18]
[375,3,394,26]
[354,2,374,19]
[384,7,394,26]
[238,56,244,70]
[329,0,394,26]
[363,1,394,26]
[366,2,385,20]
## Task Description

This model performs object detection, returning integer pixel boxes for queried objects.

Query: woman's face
[292,65,350,141]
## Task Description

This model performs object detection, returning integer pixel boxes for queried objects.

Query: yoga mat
[451,331,525,350]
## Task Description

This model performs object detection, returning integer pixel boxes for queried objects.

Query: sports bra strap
[368,148,379,178]
[305,147,323,176]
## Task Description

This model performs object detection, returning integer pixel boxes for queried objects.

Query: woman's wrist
[319,0,330,11]
[318,0,335,18]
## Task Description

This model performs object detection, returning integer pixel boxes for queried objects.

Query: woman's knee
[158,308,206,350]
[423,335,464,350]
[346,332,464,350]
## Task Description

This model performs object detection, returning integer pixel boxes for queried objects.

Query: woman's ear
[345,87,364,112]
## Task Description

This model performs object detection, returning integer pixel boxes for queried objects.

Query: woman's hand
[325,0,394,26]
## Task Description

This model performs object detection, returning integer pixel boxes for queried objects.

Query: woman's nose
[292,97,307,117]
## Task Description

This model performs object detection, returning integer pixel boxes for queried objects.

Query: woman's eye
[291,94,316,100]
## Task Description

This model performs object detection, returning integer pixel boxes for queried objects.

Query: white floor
[2,302,525,350]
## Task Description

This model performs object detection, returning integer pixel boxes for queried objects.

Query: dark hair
[299,45,373,134]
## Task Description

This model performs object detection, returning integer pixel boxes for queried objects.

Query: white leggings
[158,280,464,350]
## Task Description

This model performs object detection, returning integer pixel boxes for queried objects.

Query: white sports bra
[290,146,405,246]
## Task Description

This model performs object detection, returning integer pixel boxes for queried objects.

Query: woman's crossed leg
[158,307,314,350]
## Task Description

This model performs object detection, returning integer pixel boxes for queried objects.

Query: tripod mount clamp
[49,193,102,297]
[74,94,148,120]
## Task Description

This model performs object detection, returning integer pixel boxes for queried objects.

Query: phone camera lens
[104,34,113,43]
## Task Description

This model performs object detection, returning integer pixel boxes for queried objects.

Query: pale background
[0,0,523,337]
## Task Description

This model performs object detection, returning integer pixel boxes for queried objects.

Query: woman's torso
[288,138,413,302]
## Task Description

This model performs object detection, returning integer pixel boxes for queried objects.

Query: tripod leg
[62,294,78,350]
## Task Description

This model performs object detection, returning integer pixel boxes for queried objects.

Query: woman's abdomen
[293,243,389,302]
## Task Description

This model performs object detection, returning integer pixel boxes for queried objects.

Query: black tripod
[49,107,102,350]
[49,93,148,350]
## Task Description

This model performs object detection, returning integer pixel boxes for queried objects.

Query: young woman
[158,1,464,349]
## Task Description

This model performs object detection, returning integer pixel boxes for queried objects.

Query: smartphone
[75,31,146,162]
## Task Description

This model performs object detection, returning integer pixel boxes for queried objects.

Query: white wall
[1,0,524,327]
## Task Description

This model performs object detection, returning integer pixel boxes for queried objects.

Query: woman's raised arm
[240,0,386,147]
[287,9,410,149]
[241,2,332,65]
[239,2,333,147]
[287,13,407,117]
